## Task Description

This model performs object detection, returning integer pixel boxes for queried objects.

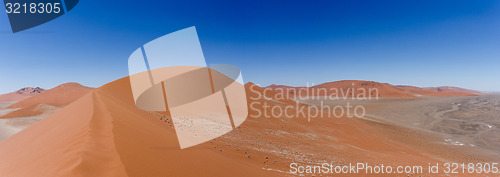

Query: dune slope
[8,83,93,109]
[0,77,487,177]
[266,80,479,98]
[0,104,57,118]
[0,77,277,177]
[266,80,416,98]
[0,87,45,102]
[395,85,479,96]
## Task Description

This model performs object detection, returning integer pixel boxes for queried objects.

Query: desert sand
[0,102,18,117]
[266,80,417,98]
[298,94,500,160]
[0,78,280,177]
[0,77,492,176]
[8,82,93,109]
[365,95,500,158]
[0,83,92,142]
[0,103,58,118]
[0,115,46,142]
[1,83,92,118]
[395,85,480,97]
[266,80,480,98]
[0,102,52,142]
[0,87,44,102]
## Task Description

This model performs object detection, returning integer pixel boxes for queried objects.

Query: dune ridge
[265,80,479,98]
[0,77,278,177]
[0,77,488,176]
[0,104,57,118]
[1,83,93,118]
[266,80,416,98]
[0,87,45,102]
[8,82,93,109]
[395,85,480,96]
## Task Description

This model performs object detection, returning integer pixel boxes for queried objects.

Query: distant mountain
[15,87,45,96]
[0,87,45,102]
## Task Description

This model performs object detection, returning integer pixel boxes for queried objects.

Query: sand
[0,104,58,118]
[0,78,492,176]
[0,116,46,142]
[0,102,49,142]
[365,95,500,159]
[0,93,32,102]
[8,82,93,109]
[0,87,44,102]
[0,102,18,117]
[298,94,500,161]
[266,80,480,98]
[0,78,279,177]
[1,83,92,118]
[395,85,480,96]
[266,80,417,98]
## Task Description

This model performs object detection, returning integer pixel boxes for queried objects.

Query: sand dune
[0,116,45,142]
[266,80,416,98]
[266,80,479,98]
[0,104,58,118]
[0,102,18,117]
[3,83,93,118]
[0,87,44,102]
[213,83,489,176]
[0,93,31,103]
[395,85,480,96]
[0,78,489,176]
[8,82,93,109]
[0,101,53,142]
[0,77,278,177]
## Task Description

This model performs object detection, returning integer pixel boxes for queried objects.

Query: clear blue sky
[1,0,499,93]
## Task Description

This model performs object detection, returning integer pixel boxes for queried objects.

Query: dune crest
[395,85,479,96]
[0,78,487,176]
[0,104,57,118]
[0,77,277,177]
[265,80,479,98]
[8,82,93,109]
[2,83,94,118]
[266,80,416,98]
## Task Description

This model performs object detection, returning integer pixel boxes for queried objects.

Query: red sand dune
[266,80,417,98]
[8,82,93,109]
[395,85,480,96]
[0,77,279,177]
[266,80,479,98]
[0,104,57,118]
[0,87,44,102]
[0,77,487,176]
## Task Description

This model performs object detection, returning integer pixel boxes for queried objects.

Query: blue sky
[0,0,499,93]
